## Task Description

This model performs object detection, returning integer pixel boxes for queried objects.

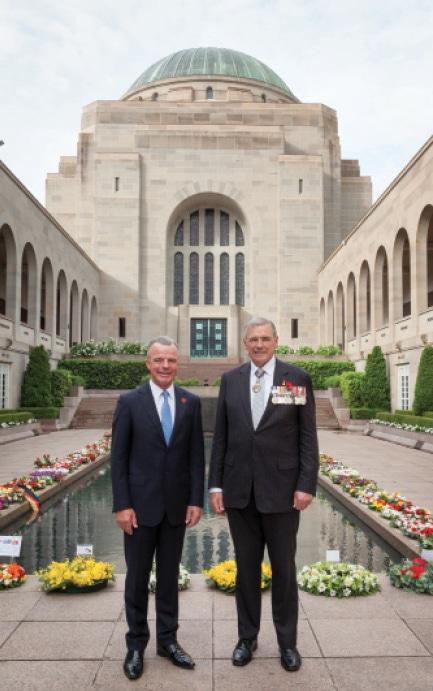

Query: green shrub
[350,408,378,419]
[0,411,36,425]
[51,368,73,407]
[71,374,86,387]
[16,407,60,419]
[362,346,390,411]
[297,345,315,355]
[60,359,147,389]
[324,374,341,388]
[21,345,53,407]
[275,345,295,355]
[424,411,433,418]
[175,378,201,387]
[340,371,365,407]
[316,345,341,357]
[376,411,433,428]
[289,360,355,390]
[413,346,433,416]
[212,377,221,387]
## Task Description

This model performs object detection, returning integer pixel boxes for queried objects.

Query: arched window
[235,253,245,306]
[336,282,345,350]
[374,247,389,328]
[205,209,214,246]
[393,229,411,319]
[189,253,199,304]
[235,221,244,246]
[347,272,357,339]
[90,297,98,340]
[190,211,199,246]
[319,298,326,343]
[428,220,433,308]
[174,221,184,246]
[359,261,371,333]
[220,253,229,304]
[174,252,184,305]
[261,93,267,102]
[69,280,79,347]
[20,243,37,326]
[220,211,229,245]
[81,289,89,342]
[40,258,53,333]
[327,291,334,344]
[205,253,214,304]
[151,92,158,101]
[206,86,213,100]
[0,225,17,320]
[56,270,67,338]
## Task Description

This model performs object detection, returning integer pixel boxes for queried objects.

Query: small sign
[326,549,340,562]
[77,544,93,556]
[0,536,22,557]
[421,549,433,562]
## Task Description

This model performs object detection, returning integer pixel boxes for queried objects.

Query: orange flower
[8,563,25,578]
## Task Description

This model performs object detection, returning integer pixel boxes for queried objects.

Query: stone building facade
[46,47,371,361]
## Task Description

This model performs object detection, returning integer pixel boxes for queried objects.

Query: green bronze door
[190,319,227,357]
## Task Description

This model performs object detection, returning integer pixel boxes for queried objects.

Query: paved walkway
[0,429,433,689]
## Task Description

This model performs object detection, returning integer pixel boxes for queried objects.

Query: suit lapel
[137,383,165,443]
[170,386,187,444]
[256,359,288,429]
[239,363,254,429]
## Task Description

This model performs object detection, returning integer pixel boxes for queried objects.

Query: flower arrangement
[370,418,433,435]
[0,562,27,588]
[148,562,190,593]
[1,418,36,429]
[297,561,380,598]
[319,453,433,553]
[389,557,433,594]
[36,556,115,592]
[203,560,272,594]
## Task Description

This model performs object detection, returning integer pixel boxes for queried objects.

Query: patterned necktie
[251,368,266,429]
[161,390,173,445]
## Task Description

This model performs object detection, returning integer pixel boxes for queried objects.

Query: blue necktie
[161,390,173,445]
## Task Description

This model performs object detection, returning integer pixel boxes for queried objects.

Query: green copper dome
[126,47,298,100]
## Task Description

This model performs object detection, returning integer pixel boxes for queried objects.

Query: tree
[363,346,390,411]
[413,346,433,416]
[21,345,53,407]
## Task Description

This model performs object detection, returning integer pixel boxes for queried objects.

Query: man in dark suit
[111,336,205,681]
[209,317,318,672]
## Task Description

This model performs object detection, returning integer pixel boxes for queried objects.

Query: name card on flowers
[326,550,340,562]
[0,536,22,557]
[421,549,433,562]
[77,544,93,556]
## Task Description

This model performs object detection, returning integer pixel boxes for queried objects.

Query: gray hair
[243,317,278,339]
[147,336,178,351]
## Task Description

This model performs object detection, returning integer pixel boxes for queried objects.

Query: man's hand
[186,505,202,527]
[293,491,313,511]
[115,508,138,535]
[210,491,225,515]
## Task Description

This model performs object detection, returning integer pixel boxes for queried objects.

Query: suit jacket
[111,383,205,527]
[208,359,319,513]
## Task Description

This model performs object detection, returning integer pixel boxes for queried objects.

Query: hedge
[376,411,433,428]
[350,408,379,419]
[275,360,355,390]
[339,371,364,407]
[60,359,148,389]
[21,345,53,407]
[413,346,433,415]
[51,369,73,407]
[0,412,36,425]
[363,346,391,411]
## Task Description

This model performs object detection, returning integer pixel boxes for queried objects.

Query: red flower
[181,397,188,404]
[410,566,426,579]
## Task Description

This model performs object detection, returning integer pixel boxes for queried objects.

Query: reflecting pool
[7,445,401,574]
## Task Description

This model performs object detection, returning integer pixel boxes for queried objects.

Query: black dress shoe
[232,638,258,666]
[280,647,301,672]
[157,641,195,669]
[123,649,144,680]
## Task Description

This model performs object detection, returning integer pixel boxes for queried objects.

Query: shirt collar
[149,379,175,399]
[250,355,276,377]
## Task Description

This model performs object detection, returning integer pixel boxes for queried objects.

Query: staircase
[315,397,340,429]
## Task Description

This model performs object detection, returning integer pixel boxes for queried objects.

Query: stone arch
[20,242,37,327]
[166,192,248,308]
[416,205,433,312]
[90,296,98,340]
[335,282,345,350]
[319,298,326,343]
[81,289,90,341]
[347,272,357,340]
[327,290,334,344]
[56,270,68,339]
[0,224,17,320]
[359,260,371,334]
[69,280,80,347]
[393,228,411,319]
[374,246,389,328]
[40,257,54,333]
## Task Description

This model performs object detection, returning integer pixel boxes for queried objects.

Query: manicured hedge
[413,346,433,415]
[350,408,379,420]
[376,411,433,428]
[363,346,391,411]
[0,412,36,425]
[51,369,73,407]
[288,360,355,389]
[21,345,53,407]
[340,371,364,407]
[60,359,147,389]
[0,407,59,419]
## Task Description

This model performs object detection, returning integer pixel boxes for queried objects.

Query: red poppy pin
[180,397,188,404]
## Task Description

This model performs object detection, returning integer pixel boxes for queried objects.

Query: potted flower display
[389,557,433,594]
[203,560,272,594]
[36,555,114,593]
[297,561,380,598]
[148,562,190,592]
[0,562,27,589]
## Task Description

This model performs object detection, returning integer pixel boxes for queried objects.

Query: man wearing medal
[209,317,319,672]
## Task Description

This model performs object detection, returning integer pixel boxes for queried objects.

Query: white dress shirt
[149,379,176,422]
[209,356,276,493]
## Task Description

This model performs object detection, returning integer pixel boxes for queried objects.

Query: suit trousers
[124,515,186,651]
[227,491,300,648]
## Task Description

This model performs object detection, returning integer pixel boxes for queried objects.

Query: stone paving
[0,429,433,689]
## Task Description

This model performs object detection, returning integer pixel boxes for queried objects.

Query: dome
[125,47,298,100]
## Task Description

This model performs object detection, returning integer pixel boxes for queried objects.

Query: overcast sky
[1,0,432,203]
